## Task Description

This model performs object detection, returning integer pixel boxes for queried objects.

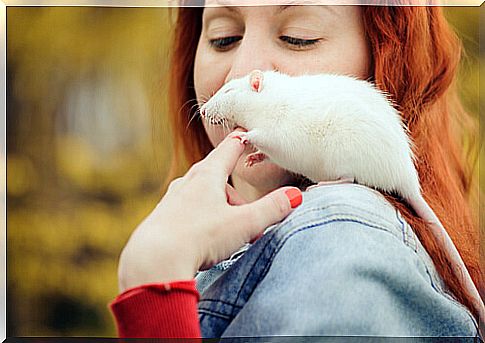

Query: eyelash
[279,36,321,48]
[209,36,242,50]
[209,35,320,51]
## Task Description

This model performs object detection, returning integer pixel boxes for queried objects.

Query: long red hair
[165,6,481,323]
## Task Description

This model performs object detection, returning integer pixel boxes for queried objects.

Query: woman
[110,2,482,338]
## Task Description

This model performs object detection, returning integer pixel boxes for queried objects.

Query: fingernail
[230,133,248,145]
[228,132,243,143]
[285,188,302,208]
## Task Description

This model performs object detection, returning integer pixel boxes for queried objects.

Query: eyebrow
[219,4,335,15]
[220,6,289,14]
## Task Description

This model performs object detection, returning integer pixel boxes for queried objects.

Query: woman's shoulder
[198,183,478,336]
[245,183,478,335]
[276,182,409,244]
[265,183,428,285]
[275,183,460,305]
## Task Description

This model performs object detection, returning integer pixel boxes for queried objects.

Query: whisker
[179,98,200,132]
[180,98,198,112]
[185,110,199,132]
[222,119,232,134]
[185,103,205,132]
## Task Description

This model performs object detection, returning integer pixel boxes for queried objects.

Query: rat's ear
[249,70,263,92]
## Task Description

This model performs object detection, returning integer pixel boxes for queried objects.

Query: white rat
[199,69,485,326]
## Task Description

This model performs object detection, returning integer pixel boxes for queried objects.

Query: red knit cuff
[109,280,201,338]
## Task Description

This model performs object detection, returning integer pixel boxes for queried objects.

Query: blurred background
[5,6,482,337]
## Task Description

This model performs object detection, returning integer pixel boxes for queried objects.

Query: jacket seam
[231,216,402,318]
[198,308,232,320]
[395,209,478,331]
[199,299,242,309]
[296,202,399,232]
[208,213,478,334]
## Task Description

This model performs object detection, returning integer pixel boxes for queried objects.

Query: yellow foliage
[56,135,96,189]
[6,5,482,337]
[7,154,39,197]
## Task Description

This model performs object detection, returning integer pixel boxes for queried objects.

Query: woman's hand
[117,131,303,293]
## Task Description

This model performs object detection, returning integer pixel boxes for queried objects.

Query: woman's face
[194,2,371,200]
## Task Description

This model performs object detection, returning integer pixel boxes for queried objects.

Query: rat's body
[199,70,484,326]
[205,71,419,198]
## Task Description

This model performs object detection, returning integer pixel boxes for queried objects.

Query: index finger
[203,131,247,178]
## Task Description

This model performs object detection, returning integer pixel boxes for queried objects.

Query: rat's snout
[198,102,228,126]
[199,106,206,118]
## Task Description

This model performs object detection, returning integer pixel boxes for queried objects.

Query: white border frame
[1,1,482,341]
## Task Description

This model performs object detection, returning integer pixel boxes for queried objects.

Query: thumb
[240,187,303,241]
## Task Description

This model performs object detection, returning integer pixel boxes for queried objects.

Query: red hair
[165,6,481,323]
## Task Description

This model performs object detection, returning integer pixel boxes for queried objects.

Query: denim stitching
[201,193,479,334]
[225,189,404,318]
[394,210,441,294]
[397,210,407,245]
[206,203,393,307]
[384,211,477,332]
[403,216,418,253]
[284,207,401,240]
[219,216,394,317]
[406,223,418,253]
[198,308,232,320]
[263,216,478,333]
[229,227,277,318]
[394,209,473,325]
[227,210,401,318]
[199,299,242,308]
[258,217,399,289]
[321,183,398,220]
[285,211,402,243]
[232,216,398,317]
[282,188,401,232]
[395,209,416,250]
[302,202,399,230]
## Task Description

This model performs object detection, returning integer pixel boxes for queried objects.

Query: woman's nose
[224,33,277,83]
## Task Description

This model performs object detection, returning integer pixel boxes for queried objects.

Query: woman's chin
[233,154,294,194]
[203,124,294,194]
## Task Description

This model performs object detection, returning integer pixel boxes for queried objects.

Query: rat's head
[199,70,289,129]
[198,75,247,128]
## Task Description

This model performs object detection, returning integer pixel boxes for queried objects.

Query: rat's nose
[199,107,206,118]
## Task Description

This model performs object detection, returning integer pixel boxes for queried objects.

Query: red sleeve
[108,280,201,338]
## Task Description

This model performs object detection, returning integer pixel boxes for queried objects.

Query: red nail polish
[285,188,302,208]
[232,134,248,145]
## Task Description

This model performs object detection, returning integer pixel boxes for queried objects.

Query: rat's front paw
[245,151,267,167]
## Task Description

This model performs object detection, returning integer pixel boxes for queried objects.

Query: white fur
[202,71,420,198]
[200,70,485,322]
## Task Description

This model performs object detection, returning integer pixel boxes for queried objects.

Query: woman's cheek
[202,121,226,148]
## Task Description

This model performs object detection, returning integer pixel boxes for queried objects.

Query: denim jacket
[195,183,479,338]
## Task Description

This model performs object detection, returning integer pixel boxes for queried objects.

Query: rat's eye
[280,36,321,50]
[209,36,242,51]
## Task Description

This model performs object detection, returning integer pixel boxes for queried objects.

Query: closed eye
[209,35,321,52]
[224,87,235,94]
[209,36,242,51]
[280,36,321,49]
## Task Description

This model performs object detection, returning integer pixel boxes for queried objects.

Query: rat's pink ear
[249,70,264,93]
